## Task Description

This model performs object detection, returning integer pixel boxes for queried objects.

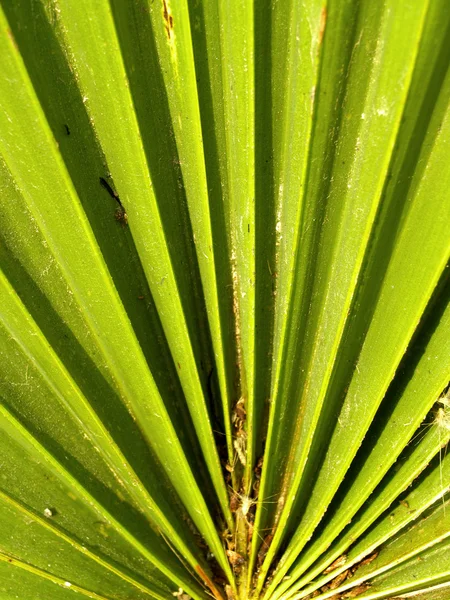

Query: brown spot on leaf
[357,550,379,569]
[162,0,174,40]
[318,5,327,45]
[226,549,245,567]
[194,565,225,600]
[329,570,349,590]
[225,585,235,600]
[323,554,347,574]
[115,206,128,225]
[230,493,240,513]
[254,455,263,479]
[6,28,18,50]
[342,584,371,598]
[234,398,246,422]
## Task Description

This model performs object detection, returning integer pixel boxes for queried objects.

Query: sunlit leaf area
[0,1,449,599]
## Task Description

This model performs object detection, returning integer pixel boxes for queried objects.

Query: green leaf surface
[32,0,230,524]
[285,445,450,600]
[0,1,449,599]
[323,500,450,599]
[250,0,326,572]
[396,583,450,600]
[270,273,450,599]
[261,16,450,592]
[0,374,206,598]
[0,4,234,588]
[350,539,450,600]
[256,0,441,591]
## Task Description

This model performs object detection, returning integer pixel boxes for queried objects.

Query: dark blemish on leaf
[207,367,214,405]
[100,176,120,202]
[230,493,239,512]
[226,549,245,567]
[254,455,263,480]
[64,124,70,135]
[100,177,128,225]
[248,223,250,233]
[114,206,128,226]
[162,0,174,40]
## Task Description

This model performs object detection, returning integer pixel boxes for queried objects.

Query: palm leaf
[0,1,449,600]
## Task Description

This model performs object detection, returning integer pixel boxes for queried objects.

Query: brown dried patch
[226,549,245,567]
[6,28,18,51]
[221,528,234,551]
[356,551,379,570]
[162,0,174,39]
[234,398,246,423]
[194,565,225,600]
[318,5,327,45]
[254,455,264,479]
[230,493,240,513]
[225,585,235,600]
[342,584,371,598]
[314,552,379,599]
[115,206,128,225]
[329,570,349,590]
[323,554,347,574]
[326,583,371,600]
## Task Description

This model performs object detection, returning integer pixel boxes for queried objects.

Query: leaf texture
[0,1,449,600]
